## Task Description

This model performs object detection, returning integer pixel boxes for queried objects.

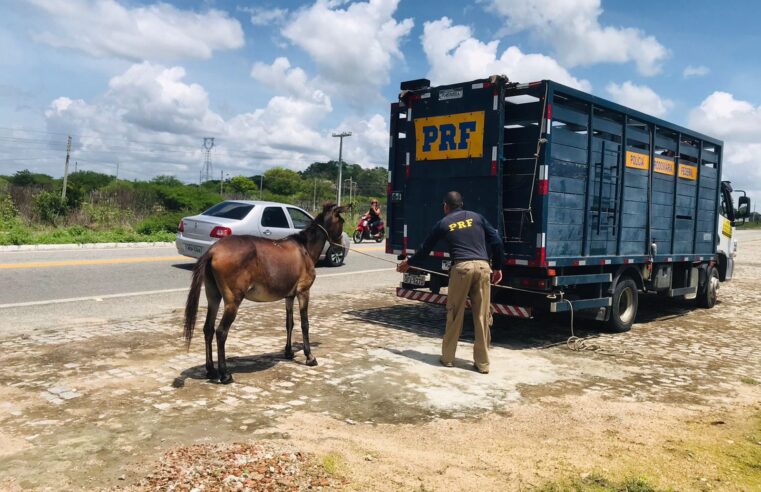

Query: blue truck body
[387,76,739,330]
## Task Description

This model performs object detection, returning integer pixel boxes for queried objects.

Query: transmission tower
[201,137,215,182]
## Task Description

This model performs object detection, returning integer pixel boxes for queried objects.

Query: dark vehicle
[353,213,385,243]
[387,76,750,331]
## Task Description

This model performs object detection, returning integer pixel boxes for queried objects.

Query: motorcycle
[353,213,385,243]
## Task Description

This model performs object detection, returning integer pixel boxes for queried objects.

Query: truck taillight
[178,220,184,232]
[210,226,232,238]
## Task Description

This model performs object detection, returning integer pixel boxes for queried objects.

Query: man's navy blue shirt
[408,208,504,268]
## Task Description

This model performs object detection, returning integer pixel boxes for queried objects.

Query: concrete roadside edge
[0,241,176,252]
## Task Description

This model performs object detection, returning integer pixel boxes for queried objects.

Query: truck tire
[606,278,638,333]
[697,265,719,308]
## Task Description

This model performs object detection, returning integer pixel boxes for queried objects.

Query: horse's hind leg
[203,278,221,379]
[284,296,295,360]
[297,290,317,366]
[216,299,240,384]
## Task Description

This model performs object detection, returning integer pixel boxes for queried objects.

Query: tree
[68,170,114,193]
[264,168,305,196]
[10,169,55,187]
[150,175,184,187]
[228,176,258,197]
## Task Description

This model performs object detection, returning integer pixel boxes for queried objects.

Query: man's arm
[397,221,445,272]
[480,215,504,283]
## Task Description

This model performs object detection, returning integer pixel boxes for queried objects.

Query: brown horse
[184,202,348,384]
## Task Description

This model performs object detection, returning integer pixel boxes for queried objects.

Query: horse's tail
[184,251,210,349]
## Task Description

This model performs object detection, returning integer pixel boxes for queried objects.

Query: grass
[740,376,759,385]
[537,474,663,492]
[0,224,175,246]
[320,452,343,477]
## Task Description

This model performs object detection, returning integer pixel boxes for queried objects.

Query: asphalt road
[0,241,400,334]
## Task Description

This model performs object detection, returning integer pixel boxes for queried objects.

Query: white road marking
[0,268,396,309]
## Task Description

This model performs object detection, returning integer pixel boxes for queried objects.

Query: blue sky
[1,0,760,197]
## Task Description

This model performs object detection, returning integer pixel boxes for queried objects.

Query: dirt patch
[114,442,342,492]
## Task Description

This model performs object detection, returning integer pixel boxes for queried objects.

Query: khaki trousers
[442,260,493,370]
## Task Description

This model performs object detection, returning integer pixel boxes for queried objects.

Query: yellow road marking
[0,256,187,270]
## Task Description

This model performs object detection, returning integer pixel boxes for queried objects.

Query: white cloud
[27,0,244,61]
[605,81,673,117]
[487,0,668,76]
[683,65,710,78]
[281,0,413,104]
[688,92,761,199]
[421,17,591,91]
[241,6,289,26]
[41,61,387,180]
[689,92,761,142]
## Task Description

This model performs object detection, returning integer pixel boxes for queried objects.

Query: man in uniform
[397,191,503,374]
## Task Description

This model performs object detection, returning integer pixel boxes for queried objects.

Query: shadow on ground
[173,344,320,387]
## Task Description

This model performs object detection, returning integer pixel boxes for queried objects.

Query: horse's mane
[288,211,327,245]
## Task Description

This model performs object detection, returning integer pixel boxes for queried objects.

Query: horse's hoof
[284,350,295,360]
[219,374,234,384]
[306,358,318,367]
[206,369,219,380]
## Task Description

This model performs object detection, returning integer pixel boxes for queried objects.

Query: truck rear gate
[388,76,738,331]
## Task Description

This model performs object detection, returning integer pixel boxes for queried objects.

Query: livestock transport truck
[387,76,751,332]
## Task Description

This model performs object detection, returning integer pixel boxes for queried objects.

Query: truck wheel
[697,266,719,308]
[606,278,638,333]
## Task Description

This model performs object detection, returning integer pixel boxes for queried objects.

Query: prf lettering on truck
[414,111,485,161]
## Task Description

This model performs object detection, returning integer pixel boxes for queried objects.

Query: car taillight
[210,226,232,238]
[178,220,184,232]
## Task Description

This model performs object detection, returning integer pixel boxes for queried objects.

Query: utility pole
[74,161,78,173]
[115,160,119,180]
[61,135,72,203]
[313,178,317,212]
[220,170,223,195]
[332,131,351,205]
[201,137,214,182]
[259,174,264,199]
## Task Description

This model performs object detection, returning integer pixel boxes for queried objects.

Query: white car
[176,200,350,267]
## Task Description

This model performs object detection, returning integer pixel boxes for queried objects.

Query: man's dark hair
[444,191,463,209]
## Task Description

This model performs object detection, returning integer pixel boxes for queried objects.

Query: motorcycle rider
[367,199,382,236]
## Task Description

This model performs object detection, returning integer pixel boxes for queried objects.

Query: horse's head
[317,201,350,244]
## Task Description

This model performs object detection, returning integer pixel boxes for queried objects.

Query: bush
[33,190,68,224]
[0,194,19,223]
[68,171,114,193]
[154,186,220,212]
[80,203,134,228]
[136,212,185,234]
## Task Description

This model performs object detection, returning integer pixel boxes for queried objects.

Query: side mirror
[737,196,751,219]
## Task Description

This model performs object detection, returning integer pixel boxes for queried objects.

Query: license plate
[441,260,451,271]
[403,273,426,287]
[185,244,202,254]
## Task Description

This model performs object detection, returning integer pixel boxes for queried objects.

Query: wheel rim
[618,287,635,324]
[330,248,344,264]
[709,275,719,304]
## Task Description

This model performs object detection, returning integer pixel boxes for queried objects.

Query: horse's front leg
[297,290,317,366]
[284,296,295,359]
[216,300,240,384]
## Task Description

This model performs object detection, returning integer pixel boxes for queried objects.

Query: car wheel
[606,277,638,333]
[352,230,363,244]
[325,245,345,267]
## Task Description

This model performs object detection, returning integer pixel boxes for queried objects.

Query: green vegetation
[0,162,387,245]
[320,452,343,477]
[537,474,663,492]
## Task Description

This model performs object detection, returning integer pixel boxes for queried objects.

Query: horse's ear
[334,205,349,215]
[321,201,337,214]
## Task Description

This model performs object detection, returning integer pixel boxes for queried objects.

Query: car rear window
[202,202,254,220]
